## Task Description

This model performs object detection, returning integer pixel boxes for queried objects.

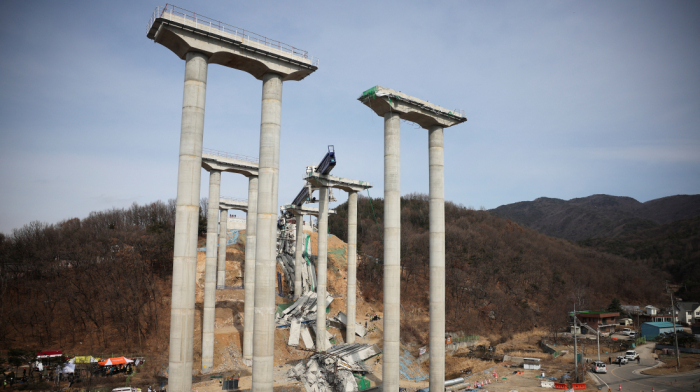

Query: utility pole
[597,325,601,362]
[573,303,579,383]
[666,281,681,371]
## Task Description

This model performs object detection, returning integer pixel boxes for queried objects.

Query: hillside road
[590,344,700,392]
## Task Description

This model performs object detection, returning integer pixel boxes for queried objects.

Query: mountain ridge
[489,193,700,241]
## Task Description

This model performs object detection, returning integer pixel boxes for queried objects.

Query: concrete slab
[305,172,372,193]
[281,204,336,217]
[358,85,467,129]
[219,198,248,212]
[201,151,258,177]
[147,5,318,81]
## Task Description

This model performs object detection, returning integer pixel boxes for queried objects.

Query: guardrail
[202,148,258,163]
[220,196,248,203]
[147,4,319,67]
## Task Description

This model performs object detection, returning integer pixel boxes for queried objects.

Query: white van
[593,361,607,373]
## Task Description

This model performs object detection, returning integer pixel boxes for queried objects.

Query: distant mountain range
[489,194,700,242]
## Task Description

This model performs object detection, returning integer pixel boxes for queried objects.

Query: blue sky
[1,0,699,233]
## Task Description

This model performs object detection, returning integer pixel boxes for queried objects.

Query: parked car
[625,350,640,361]
[593,360,607,373]
[628,331,636,339]
[621,328,632,336]
[614,356,628,365]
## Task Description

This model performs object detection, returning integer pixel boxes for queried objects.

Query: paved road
[589,344,700,392]
[592,362,700,392]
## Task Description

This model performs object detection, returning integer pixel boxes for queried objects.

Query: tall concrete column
[252,73,283,392]
[202,170,221,371]
[383,112,401,392]
[346,191,358,344]
[316,187,329,351]
[243,175,259,364]
[217,209,228,285]
[169,51,208,392]
[428,126,446,392]
[293,212,304,299]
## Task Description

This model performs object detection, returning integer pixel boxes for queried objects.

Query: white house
[675,302,700,325]
[645,305,659,316]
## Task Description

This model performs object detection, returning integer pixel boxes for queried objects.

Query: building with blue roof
[641,322,684,339]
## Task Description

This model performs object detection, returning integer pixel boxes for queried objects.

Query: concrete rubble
[334,311,367,338]
[277,291,334,349]
[286,343,381,392]
[277,291,369,352]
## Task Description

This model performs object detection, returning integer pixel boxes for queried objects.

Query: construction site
[176,222,616,392]
[3,4,692,392]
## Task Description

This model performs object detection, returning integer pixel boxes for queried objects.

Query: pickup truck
[625,350,640,361]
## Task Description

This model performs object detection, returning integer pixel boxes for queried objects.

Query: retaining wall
[417,340,478,363]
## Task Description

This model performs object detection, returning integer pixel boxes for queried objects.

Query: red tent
[36,351,63,359]
[98,357,134,366]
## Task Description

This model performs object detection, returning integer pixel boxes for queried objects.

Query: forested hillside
[330,193,667,338]
[0,195,672,353]
[580,216,700,302]
[489,194,700,241]
[0,201,178,351]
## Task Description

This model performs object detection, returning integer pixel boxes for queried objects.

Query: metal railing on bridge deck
[147,4,320,67]
[220,196,248,203]
[202,148,258,164]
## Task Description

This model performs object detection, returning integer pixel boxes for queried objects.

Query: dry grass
[643,353,700,375]
[504,350,551,359]
[494,329,547,354]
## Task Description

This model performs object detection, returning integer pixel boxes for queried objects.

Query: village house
[674,302,700,325]
[573,311,620,334]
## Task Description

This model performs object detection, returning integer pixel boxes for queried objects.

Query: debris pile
[334,311,367,338]
[277,292,369,351]
[277,291,334,349]
[286,343,381,392]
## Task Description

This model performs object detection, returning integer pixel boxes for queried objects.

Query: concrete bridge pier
[243,175,259,364]
[315,186,330,351]
[302,173,371,346]
[168,51,208,392]
[346,191,358,343]
[383,111,402,392]
[428,125,446,392]
[202,169,222,371]
[357,86,466,392]
[217,208,228,285]
[252,72,283,391]
[147,6,318,391]
[293,211,304,299]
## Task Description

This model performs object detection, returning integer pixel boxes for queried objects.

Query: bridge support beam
[252,73,283,391]
[346,191,358,344]
[217,209,228,285]
[383,111,401,392]
[315,186,330,351]
[202,169,221,371]
[428,125,446,392]
[294,212,304,299]
[243,175,258,364]
[168,51,208,392]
